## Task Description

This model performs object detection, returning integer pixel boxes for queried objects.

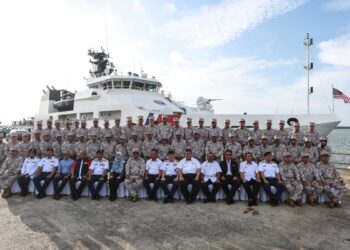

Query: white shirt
[146,158,162,175]
[161,161,178,176]
[258,161,279,178]
[201,160,222,182]
[89,158,109,175]
[239,161,259,181]
[21,157,41,177]
[226,160,232,175]
[178,158,201,174]
[39,157,59,172]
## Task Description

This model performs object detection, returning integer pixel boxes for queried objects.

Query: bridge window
[107,81,112,89]
[113,81,121,88]
[145,83,157,92]
[132,81,144,90]
[122,81,130,88]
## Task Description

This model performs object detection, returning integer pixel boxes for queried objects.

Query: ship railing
[331,152,350,167]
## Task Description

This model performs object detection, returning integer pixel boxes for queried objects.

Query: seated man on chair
[220,149,240,205]
[201,152,222,203]
[52,150,74,200]
[69,150,91,200]
[160,150,179,203]
[178,149,201,204]
[87,150,109,200]
[33,148,59,199]
[18,148,40,196]
[144,149,162,201]
[259,151,285,206]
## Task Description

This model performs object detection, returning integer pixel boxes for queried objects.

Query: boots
[1,188,12,198]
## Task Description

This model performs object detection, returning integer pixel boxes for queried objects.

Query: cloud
[169,51,191,65]
[318,34,350,67]
[163,0,306,48]
[324,0,350,11]
[162,2,176,13]
[132,0,145,14]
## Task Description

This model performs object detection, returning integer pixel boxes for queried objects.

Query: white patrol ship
[34,36,341,135]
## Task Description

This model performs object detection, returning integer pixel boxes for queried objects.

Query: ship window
[80,112,93,121]
[102,82,107,90]
[107,81,112,89]
[145,83,157,92]
[132,81,144,90]
[122,81,130,88]
[113,81,121,88]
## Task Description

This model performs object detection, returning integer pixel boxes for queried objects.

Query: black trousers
[33,172,53,196]
[17,175,31,195]
[87,175,106,197]
[160,175,179,199]
[109,172,123,199]
[53,173,70,194]
[180,174,200,201]
[143,174,160,198]
[242,179,261,201]
[263,178,285,202]
[69,177,87,198]
[201,179,220,200]
[221,176,240,200]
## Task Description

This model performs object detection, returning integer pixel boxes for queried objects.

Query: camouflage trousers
[303,180,323,201]
[125,175,143,197]
[0,173,17,190]
[284,180,303,201]
[323,180,346,202]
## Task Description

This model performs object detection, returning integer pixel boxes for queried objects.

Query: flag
[333,88,350,103]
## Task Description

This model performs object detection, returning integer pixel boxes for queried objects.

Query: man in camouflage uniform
[317,151,346,208]
[171,131,187,160]
[279,152,303,206]
[172,118,184,141]
[205,133,224,161]
[287,136,301,164]
[301,137,319,163]
[52,133,63,160]
[188,129,205,162]
[222,119,234,144]
[86,132,101,160]
[101,133,116,164]
[51,120,62,143]
[0,146,22,198]
[100,119,113,142]
[43,119,53,141]
[112,117,123,143]
[289,123,304,146]
[243,137,260,161]
[30,130,42,158]
[0,134,6,167]
[124,148,145,202]
[235,118,249,146]
[142,130,158,159]
[63,120,74,141]
[304,122,320,146]
[208,118,222,141]
[318,136,332,156]
[297,153,323,206]
[61,131,76,159]
[75,134,87,159]
[145,116,158,141]
[77,119,89,141]
[197,118,209,143]
[158,137,171,161]
[72,119,80,141]
[258,136,274,161]
[32,120,43,139]
[134,115,146,141]
[39,131,53,158]
[184,117,194,142]
[89,118,102,141]
[5,131,20,157]
[115,136,128,160]
[123,116,134,141]
[225,133,242,163]
[275,120,289,145]
[157,115,173,142]
[272,135,287,164]
[127,132,142,157]
[262,119,275,145]
[19,132,31,158]
[249,120,262,145]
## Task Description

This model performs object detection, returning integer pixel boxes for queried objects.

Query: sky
[0,0,350,125]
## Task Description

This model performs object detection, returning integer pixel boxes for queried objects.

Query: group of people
[0,115,346,207]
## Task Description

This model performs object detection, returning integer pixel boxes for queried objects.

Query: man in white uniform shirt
[201,152,222,202]
[178,149,201,204]
[18,148,40,196]
[240,152,261,207]
[259,151,285,206]
[33,148,59,199]
[144,149,162,201]
[87,150,109,200]
[160,150,179,203]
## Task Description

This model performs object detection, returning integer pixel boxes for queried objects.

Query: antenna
[105,7,109,53]
[304,33,313,115]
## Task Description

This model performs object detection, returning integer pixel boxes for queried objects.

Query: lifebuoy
[287,117,299,126]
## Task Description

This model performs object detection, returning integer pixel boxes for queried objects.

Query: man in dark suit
[220,149,240,205]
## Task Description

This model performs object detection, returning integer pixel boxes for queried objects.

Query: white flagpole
[332,84,335,112]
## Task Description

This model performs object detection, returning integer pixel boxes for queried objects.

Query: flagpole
[332,84,335,112]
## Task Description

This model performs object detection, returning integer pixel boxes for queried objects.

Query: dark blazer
[72,158,91,178]
[219,160,239,178]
